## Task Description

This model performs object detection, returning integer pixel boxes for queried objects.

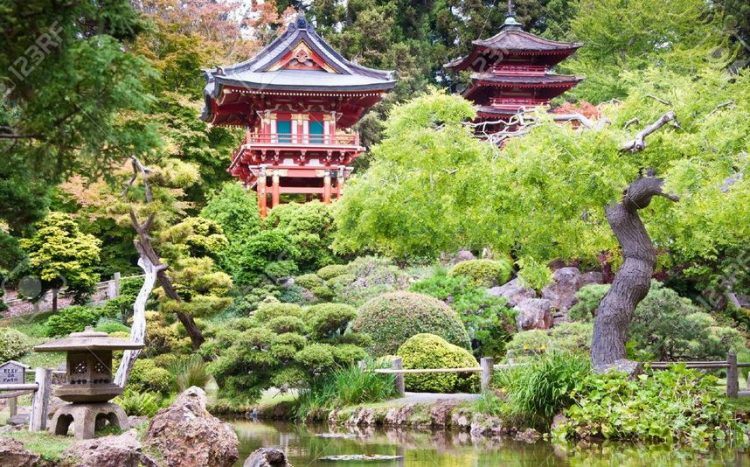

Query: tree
[335,69,750,367]
[20,212,101,312]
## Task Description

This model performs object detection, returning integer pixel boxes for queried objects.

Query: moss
[353,291,471,355]
[397,333,479,393]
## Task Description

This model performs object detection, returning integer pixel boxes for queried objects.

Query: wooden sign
[0,360,28,384]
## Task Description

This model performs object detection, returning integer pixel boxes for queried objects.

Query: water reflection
[230,420,750,467]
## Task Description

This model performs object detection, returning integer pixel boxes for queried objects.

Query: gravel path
[389,392,481,404]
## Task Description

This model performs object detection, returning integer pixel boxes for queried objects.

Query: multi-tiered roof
[201,14,395,216]
[444,10,582,122]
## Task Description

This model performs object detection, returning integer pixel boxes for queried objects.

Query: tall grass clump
[495,352,590,427]
[167,355,211,392]
[295,363,396,420]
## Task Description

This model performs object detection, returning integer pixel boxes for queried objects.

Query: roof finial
[502,0,522,29]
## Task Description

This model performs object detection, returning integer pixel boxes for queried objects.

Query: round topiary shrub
[449,259,512,287]
[352,291,471,356]
[129,359,174,393]
[267,315,307,334]
[0,328,33,361]
[45,305,102,337]
[254,301,303,322]
[397,333,479,393]
[294,274,333,301]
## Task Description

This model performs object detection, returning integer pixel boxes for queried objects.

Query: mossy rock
[397,333,479,393]
[353,291,471,356]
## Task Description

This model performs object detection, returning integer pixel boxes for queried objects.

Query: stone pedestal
[50,402,130,440]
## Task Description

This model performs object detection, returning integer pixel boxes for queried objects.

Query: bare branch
[646,94,671,106]
[620,111,678,152]
[623,118,640,129]
[706,100,734,118]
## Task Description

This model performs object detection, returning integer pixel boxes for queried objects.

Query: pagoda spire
[502,0,522,29]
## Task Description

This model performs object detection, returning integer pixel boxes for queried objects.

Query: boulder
[0,437,47,467]
[452,250,476,264]
[384,405,413,426]
[513,428,541,444]
[487,279,536,307]
[244,448,292,467]
[580,271,604,287]
[541,267,582,316]
[60,429,156,467]
[145,387,239,467]
[514,298,553,330]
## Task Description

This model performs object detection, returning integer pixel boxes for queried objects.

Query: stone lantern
[34,327,144,439]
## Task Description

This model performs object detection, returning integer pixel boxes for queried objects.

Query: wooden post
[29,368,51,432]
[323,172,332,204]
[727,351,739,398]
[257,171,268,218]
[113,272,121,297]
[8,396,17,417]
[392,357,405,397]
[271,172,280,208]
[480,357,494,392]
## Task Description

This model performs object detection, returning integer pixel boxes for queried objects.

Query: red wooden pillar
[271,171,280,208]
[257,169,268,218]
[335,167,345,199]
[323,172,332,204]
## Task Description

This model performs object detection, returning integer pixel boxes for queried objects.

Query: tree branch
[620,111,678,152]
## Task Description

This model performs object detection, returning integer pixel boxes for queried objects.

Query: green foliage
[494,352,591,427]
[316,264,349,281]
[128,359,174,394]
[353,291,471,356]
[294,273,333,302]
[554,366,742,446]
[449,259,513,288]
[45,305,101,337]
[505,323,593,361]
[0,328,33,361]
[295,364,397,420]
[200,182,261,240]
[206,295,365,402]
[116,389,163,418]
[570,282,745,361]
[94,318,130,335]
[20,212,101,303]
[304,303,357,340]
[266,202,338,271]
[327,256,410,306]
[397,333,479,393]
[166,355,211,392]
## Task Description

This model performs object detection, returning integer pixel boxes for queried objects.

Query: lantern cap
[34,327,144,352]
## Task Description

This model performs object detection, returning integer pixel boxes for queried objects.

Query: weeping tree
[336,70,750,367]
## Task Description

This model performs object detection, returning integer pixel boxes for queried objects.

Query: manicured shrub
[254,300,303,322]
[294,274,333,301]
[295,343,336,375]
[129,359,174,394]
[555,366,741,445]
[568,284,609,322]
[265,201,338,271]
[267,316,307,334]
[0,328,33,361]
[353,291,471,355]
[305,303,357,339]
[505,323,593,361]
[449,259,513,287]
[332,344,368,366]
[331,257,409,306]
[45,305,101,337]
[397,333,479,393]
[494,352,590,427]
[95,318,130,335]
[317,264,348,281]
[273,332,307,349]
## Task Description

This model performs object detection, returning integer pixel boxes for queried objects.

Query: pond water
[230,420,750,466]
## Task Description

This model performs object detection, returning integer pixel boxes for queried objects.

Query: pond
[231,420,750,466]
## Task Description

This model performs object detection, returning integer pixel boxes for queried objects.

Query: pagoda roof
[469,72,583,88]
[444,17,582,72]
[202,14,395,124]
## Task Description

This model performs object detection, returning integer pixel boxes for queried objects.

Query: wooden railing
[491,64,547,75]
[372,352,749,398]
[245,133,359,146]
[489,97,545,108]
[0,368,58,431]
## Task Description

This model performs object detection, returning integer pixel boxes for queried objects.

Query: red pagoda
[444,6,582,136]
[202,14,395,216]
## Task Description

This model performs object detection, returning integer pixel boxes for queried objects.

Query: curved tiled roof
[202,14,395,123]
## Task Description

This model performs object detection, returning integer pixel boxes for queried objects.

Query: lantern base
[55,383,123,403]
[50,402,130,440]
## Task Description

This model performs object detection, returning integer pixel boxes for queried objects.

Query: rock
[429,402,457,427]
[0,437,46,467]
[450,409,472,431]
[513,428,541,444]
[61,429,156,467]
[7,414,29,426]
[453,250,476,264]
[551,413,568,431]
[345,408,375,426]
[487,279,536,307]
[514,298,553,330]
[469,413,508,437]
[244,447,291,467]
[46,395,66,422]
[541,267,582,316]
[384,404,413,426]
[128,415,150,428]
[594,359,643,376]
[580,271,604,287]
[145,387,239,467]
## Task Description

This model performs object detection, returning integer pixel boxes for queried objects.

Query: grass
[0,431,74,461]
[0,310,56,338]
